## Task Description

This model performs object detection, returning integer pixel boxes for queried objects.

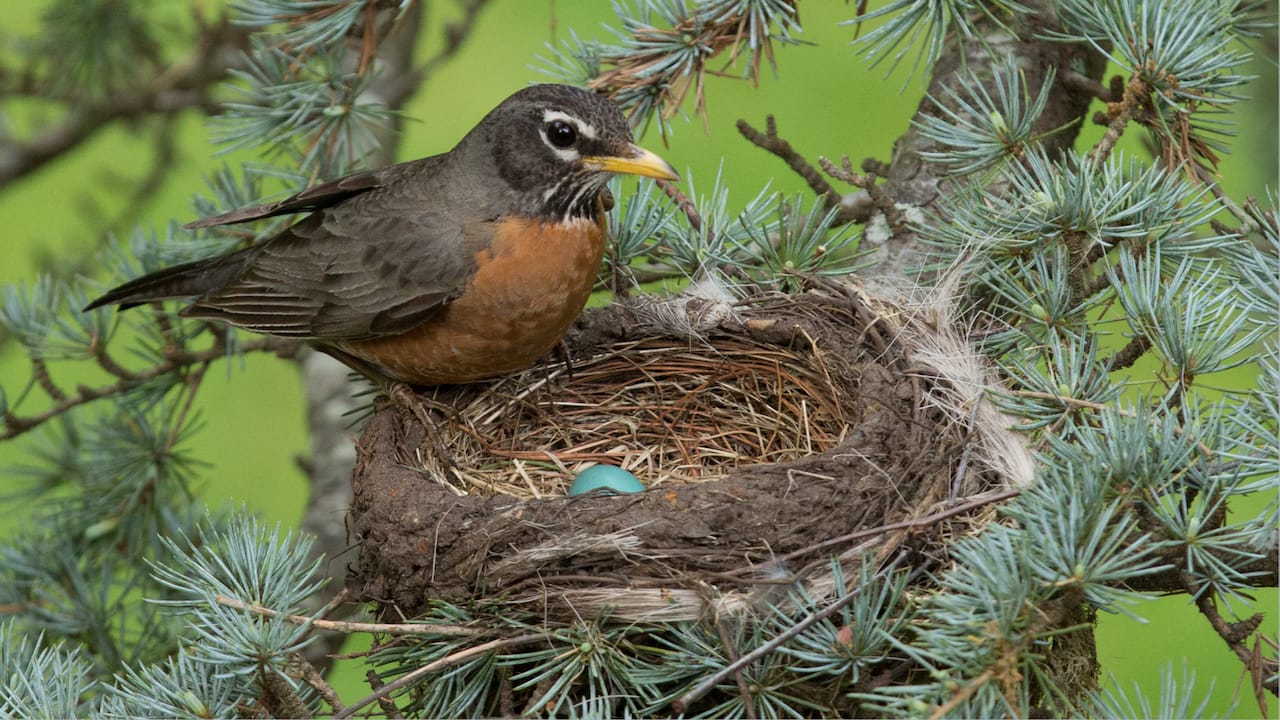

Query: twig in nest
[737,115,856,224]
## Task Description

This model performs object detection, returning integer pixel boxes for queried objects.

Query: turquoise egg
[568,465,645,496]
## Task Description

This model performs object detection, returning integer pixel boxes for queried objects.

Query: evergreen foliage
[0,0,1274,717]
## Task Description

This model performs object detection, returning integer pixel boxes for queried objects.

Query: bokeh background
[1,1,1275,716]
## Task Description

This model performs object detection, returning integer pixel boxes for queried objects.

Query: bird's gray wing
[186,166,394,229]
[182,164,496,341]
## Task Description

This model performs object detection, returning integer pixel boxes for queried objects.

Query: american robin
[85,84,678,385]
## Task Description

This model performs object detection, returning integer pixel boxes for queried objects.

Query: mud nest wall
[347,284,1030,621]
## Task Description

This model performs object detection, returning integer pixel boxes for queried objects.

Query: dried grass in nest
[417,336,853,498]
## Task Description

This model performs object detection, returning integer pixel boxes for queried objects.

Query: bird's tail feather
[83,254,247,312]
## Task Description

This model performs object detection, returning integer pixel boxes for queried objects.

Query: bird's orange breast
[337,213,606,385]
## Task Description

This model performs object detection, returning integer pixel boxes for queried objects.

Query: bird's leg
[317,345,449,445]
[554,338,576,381]
[387,381,432,428]
[386,382,457,469]
[314,346,460,468]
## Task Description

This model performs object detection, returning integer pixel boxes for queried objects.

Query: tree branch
[1184,572,1279,699]
[214,594,485,637]
[0,16,251,190]
[736,115,860,224]
[672,556,927,714]
[2,334,299,441]
[333,634,550,720]
[1086,74,1150,167]
[1102,333,1153,371]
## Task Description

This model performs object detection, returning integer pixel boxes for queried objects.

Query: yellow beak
[583,144,680,181]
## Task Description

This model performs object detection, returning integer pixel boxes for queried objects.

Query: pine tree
[0,0,1275,717]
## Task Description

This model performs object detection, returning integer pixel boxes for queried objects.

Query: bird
[85,84,679,386]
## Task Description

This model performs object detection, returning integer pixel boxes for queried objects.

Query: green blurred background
[1,1,1275,716]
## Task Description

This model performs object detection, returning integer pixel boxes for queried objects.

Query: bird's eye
[546,120,577,149]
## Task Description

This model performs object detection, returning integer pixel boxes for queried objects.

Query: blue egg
[568,465,645,496]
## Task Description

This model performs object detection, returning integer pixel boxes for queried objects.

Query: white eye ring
[542,110,597,140]
[538,110,599,162]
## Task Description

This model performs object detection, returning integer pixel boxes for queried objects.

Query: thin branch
[1014,389,1113,413]
[31,358,67,403]
[214,594,485,637]
[1191,162,1257,233]
[657,177,706,239]
[333,634,549,720]
[929,668,995,720]
[714,612,757,719]
[737,115,856,224]
[364,669,404,719]
[818,155,884,224]
[1102,333,1153,371]
[759,488,1022,569]
[0,90,211,189]
[162,361,210,455]
[1182,572,1279,698]
[94,346,143,381]
[292,652,345,715]
[1086,75,1150,167]
[419,0,494,80]
[2,335,299,441]
[1058,69,1116,103]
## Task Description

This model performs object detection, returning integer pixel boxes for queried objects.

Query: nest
[347,280,1033,623]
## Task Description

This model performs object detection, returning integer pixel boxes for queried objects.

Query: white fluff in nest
[874,275,1037,490]
[633,272,742,340]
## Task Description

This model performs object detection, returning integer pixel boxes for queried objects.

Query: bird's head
[482,84,679,220]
